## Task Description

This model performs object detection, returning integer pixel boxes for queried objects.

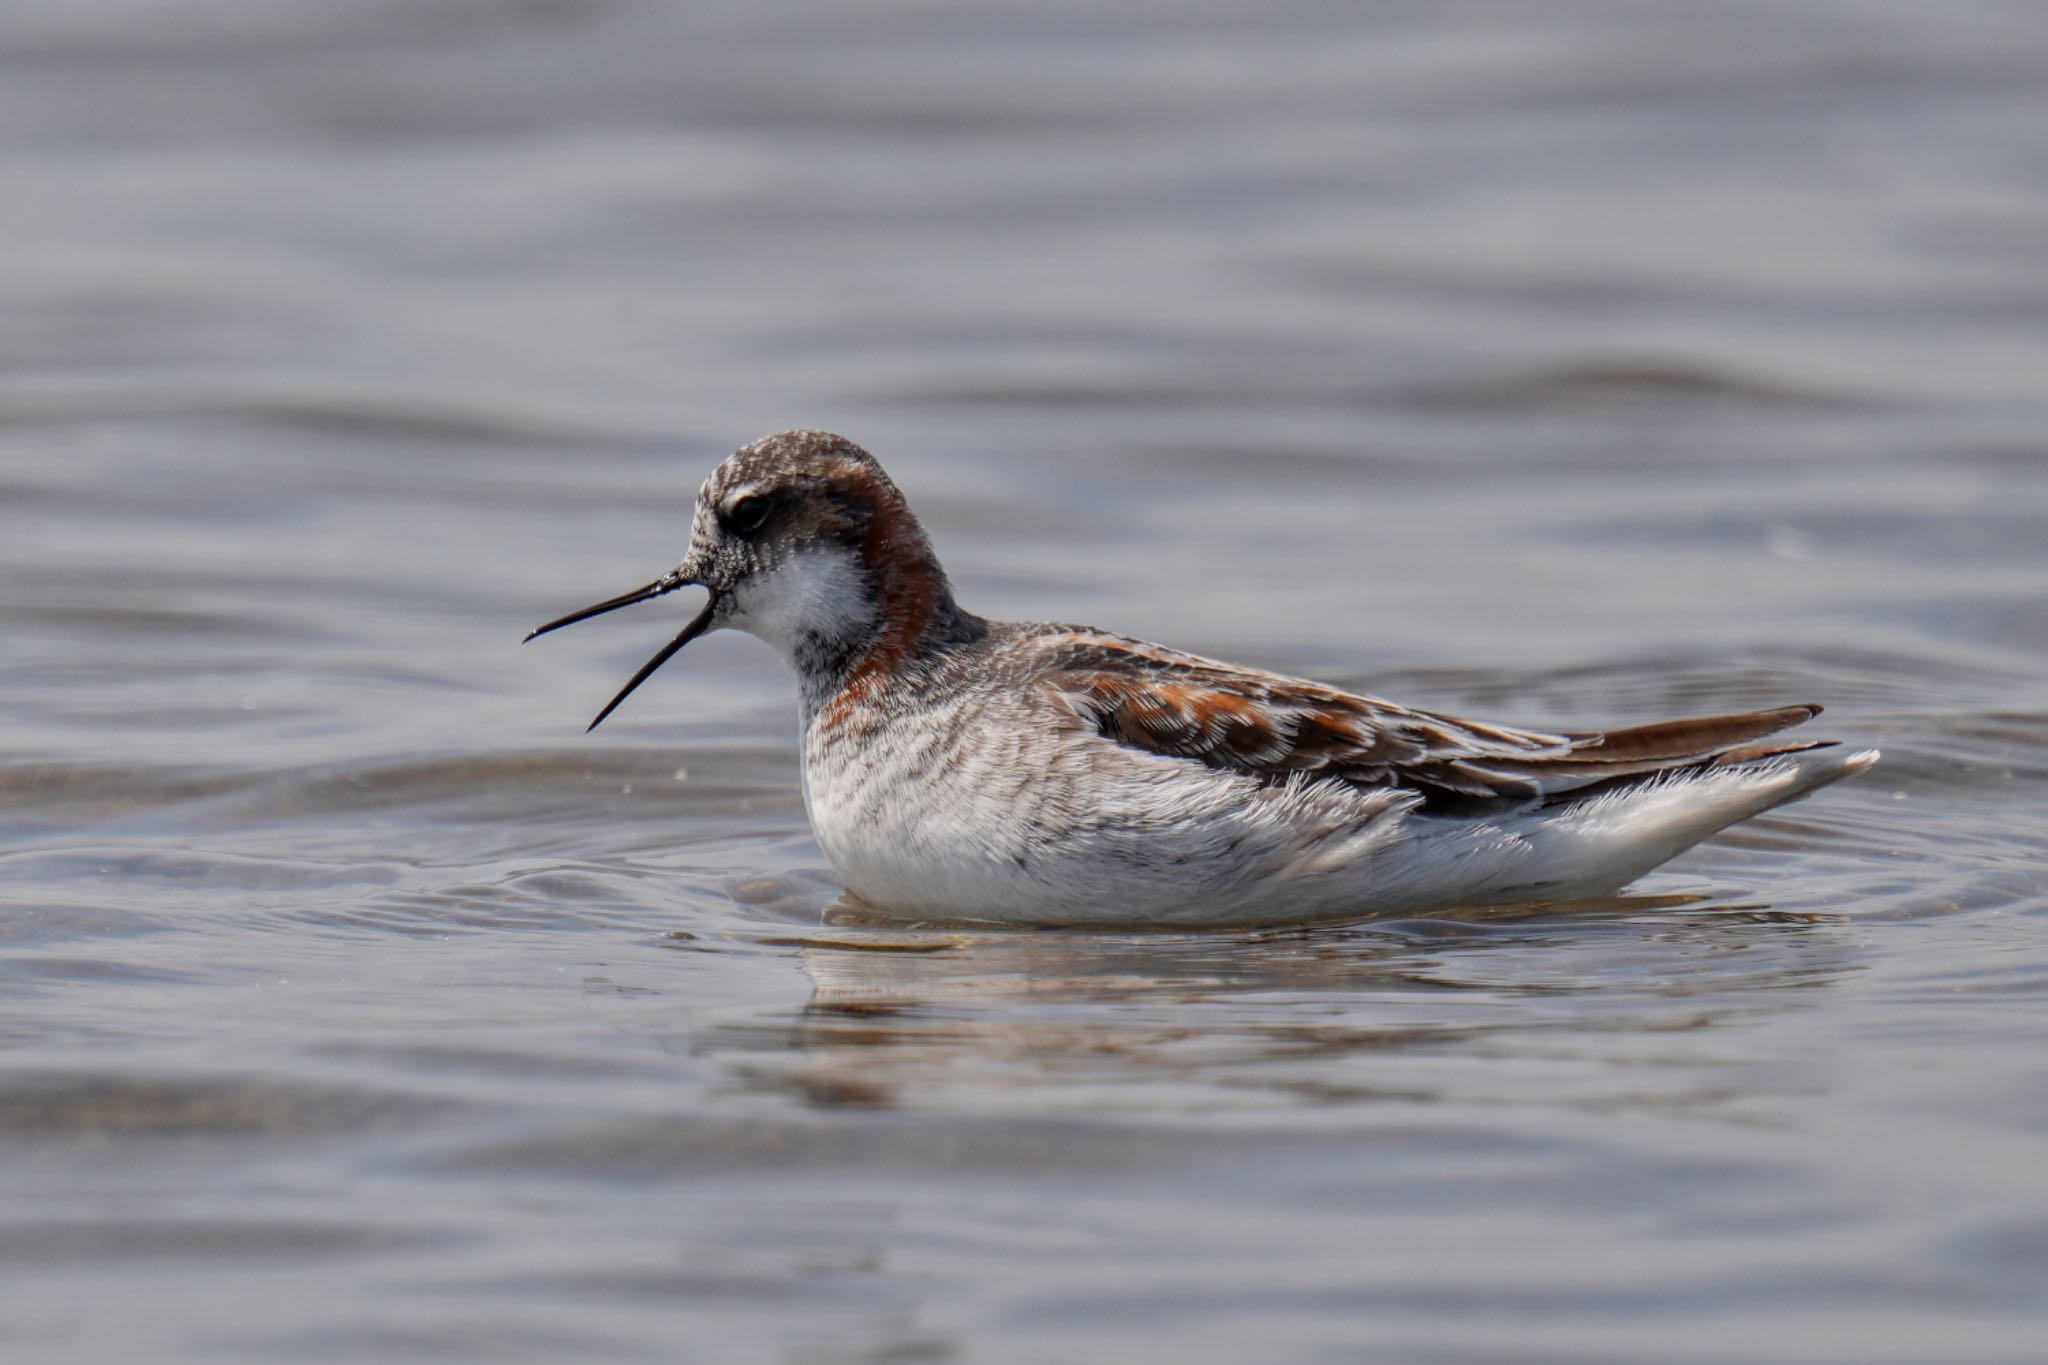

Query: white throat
[721,545,878,672]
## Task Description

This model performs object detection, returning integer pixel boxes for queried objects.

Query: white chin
[721,546,874,660]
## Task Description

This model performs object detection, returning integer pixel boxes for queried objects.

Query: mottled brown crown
[738,429,876,463]
[716,428,878,491]
[704,429,917,548]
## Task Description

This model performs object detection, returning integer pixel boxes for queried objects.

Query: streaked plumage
[528,429,1877,926]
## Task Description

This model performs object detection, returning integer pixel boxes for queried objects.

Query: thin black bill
[523,572,719,730]
[523,572,688,643]
[582,592,720,732]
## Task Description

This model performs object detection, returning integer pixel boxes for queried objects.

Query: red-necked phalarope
[527,429,1877,926]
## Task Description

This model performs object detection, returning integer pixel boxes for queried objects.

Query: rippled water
[4,2,2047,1361]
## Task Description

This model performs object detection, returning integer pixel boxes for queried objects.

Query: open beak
[524,571,720,732]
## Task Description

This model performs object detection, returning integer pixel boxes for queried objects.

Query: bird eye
[723,494,772,534]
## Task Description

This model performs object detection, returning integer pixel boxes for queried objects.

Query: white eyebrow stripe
[719,484,764,517]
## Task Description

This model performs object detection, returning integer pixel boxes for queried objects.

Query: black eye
[723,494,772,534]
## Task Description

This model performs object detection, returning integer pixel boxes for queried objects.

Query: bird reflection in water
[695,886,1854,1115]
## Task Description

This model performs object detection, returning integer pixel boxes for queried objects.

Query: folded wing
[1037,631,1826,803]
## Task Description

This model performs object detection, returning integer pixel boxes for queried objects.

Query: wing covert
[1036,631,1575,800]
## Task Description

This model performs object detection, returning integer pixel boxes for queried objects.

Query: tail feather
[1709,736,1837,766]
[1496,744,1881,900]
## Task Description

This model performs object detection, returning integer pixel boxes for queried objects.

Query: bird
[526,429,1877,926]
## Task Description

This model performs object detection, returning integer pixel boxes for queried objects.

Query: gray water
[4,2,2047,1361]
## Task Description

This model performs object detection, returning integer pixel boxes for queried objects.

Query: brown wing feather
[1036,631,1824,803]
[1573,705,1821,762]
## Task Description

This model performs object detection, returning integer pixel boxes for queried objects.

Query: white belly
[798,700,1427,925]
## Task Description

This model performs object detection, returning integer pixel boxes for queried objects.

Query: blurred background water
[3,2,2046,1361]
